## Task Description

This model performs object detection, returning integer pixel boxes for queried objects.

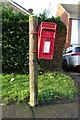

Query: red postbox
[38,22,57,59]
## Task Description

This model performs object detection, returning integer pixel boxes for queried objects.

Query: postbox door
[38,37,55,59]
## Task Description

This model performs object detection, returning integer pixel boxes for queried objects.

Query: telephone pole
[29,15,38,106]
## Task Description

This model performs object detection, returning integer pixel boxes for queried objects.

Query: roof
[7,0,30,15]
[60,4,80,19]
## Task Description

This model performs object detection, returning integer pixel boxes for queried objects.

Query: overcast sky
[6,0,80,17]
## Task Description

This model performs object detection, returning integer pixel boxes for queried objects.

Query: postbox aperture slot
[42,29,54,32]
[41,30,56,38]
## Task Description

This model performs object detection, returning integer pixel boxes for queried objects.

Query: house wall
[56,4,71,48]
[56,4,68,26]
[65,18,72,48]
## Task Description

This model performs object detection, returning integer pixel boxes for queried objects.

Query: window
[66,50,72,53]
[66,47,73,53]
[75,47,80,53]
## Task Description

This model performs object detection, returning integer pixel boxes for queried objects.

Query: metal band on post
[29,32,38,35]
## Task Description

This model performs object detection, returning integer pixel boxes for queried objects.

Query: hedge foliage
[2,4,66,74]
[2,5,29,74]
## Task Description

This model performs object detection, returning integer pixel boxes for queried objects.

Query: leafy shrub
[2,5,29,74]
[38,72,77,102]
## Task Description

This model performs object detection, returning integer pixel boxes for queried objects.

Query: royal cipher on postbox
[38,22,57,60]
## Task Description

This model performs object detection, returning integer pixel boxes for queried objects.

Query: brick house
[56,4,80,48]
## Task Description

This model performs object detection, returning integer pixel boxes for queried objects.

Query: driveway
[65,70,80,85]
[63,69,80,102]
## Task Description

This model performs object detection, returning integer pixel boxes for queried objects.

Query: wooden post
[29,15,38,106]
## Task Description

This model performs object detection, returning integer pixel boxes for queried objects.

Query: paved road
[64,69,80,103]
[1,102,78,119]
[64,69,80,89]
[66,70,80,80]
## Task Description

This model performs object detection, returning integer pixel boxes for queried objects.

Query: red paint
[29,32,38,34]
[71,53,80,56]
[38,22,57,59]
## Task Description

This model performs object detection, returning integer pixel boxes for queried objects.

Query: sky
[7,0,80,17]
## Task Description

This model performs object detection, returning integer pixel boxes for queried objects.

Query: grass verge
[1,72,78,104]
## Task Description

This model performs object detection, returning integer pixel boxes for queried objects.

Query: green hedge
[2,4,66,74]
[2,6,29,74]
